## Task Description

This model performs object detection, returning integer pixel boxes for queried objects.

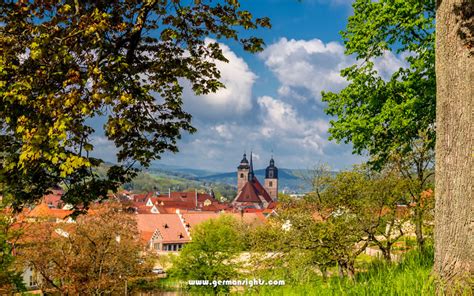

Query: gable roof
[234,181,262,203]
[136,214,190,244]
[234,178,273,204]
[252,178,273,203]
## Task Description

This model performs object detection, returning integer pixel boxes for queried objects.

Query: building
[136,214,190,252]
[136,211,266,253]
[232,153,278,209]
[124,190,229,214]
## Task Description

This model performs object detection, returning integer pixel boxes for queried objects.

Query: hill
[102,163,315,195]
[200,168,308,192]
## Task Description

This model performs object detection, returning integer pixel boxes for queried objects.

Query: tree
[362,169,411,262]
[0,1,270,210]
[16,204,152,294]
[249,197,335,282]
[321,0,435,248]
[170,215,244,294]
[0,201,25,293]
[434,0,473,291]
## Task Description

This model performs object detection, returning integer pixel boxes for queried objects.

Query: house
[126,190,229,214]
[136,214,190,252]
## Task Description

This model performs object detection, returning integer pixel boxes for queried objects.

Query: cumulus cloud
[182,39,257,119]
[259,38,352,101]
[260,38,408,101]
[257,95,329,153]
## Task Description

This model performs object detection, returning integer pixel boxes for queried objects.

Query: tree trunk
[381,246,392,262]
[414,206,425,249]
[346,261,355,280]
[320,266,328,281]
[435,0,473,292]
[337,261,345,278]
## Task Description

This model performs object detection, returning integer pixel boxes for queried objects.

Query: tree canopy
[321,0,435,249]
[16,204,153,294]
[0,1,270,210]
[322,0,435,170]
[170,214,244,293]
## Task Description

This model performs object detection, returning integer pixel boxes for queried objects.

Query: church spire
[248,151,255,181]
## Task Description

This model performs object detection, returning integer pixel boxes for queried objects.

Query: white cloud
[257,95,329,153]
[260,38,408,101]
[182,39,257,119]
[260,38,352,101]
[372,51,409,81]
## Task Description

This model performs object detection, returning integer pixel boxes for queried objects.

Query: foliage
[0,200,25,293]
[169,214,244,293]
[321,0,436,249]
[0,1,270,210]
[250,165,414,283]
[322,0,435,167]
[250,247,437,296]
[16,204,153,294]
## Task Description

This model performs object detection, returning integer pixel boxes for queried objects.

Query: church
[231,153,278,209]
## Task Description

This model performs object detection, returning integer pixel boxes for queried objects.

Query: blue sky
[92,0,408,172]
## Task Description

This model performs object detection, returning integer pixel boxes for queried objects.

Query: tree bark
[435,0,473,292]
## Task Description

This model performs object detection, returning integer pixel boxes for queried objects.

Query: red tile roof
[181,212,266,230]
[252,178,273,203]
[181,212,221,229]
[231,212,266,224]
[27,203,71,220]
[234,181,262,203]
[136,214,190,244]
[234,178,273,204]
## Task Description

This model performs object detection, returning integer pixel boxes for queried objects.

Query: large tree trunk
[434,0,473,292]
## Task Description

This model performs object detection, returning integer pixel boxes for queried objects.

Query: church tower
[237,153,250,193]
[264,157,278,200]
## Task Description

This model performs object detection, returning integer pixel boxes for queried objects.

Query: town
[5,153,282,290]
[0,0,470,295]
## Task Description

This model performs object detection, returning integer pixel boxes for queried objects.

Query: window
[269,171,273,178]
[269,181,273,187]
[240,173,244,178]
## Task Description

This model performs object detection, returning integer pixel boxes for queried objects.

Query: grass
[245,246,436,296]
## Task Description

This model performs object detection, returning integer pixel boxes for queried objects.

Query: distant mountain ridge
[148,164,310,192]
[201,168,298,180]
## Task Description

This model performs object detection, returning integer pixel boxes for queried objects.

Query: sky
[92,0,409,172]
